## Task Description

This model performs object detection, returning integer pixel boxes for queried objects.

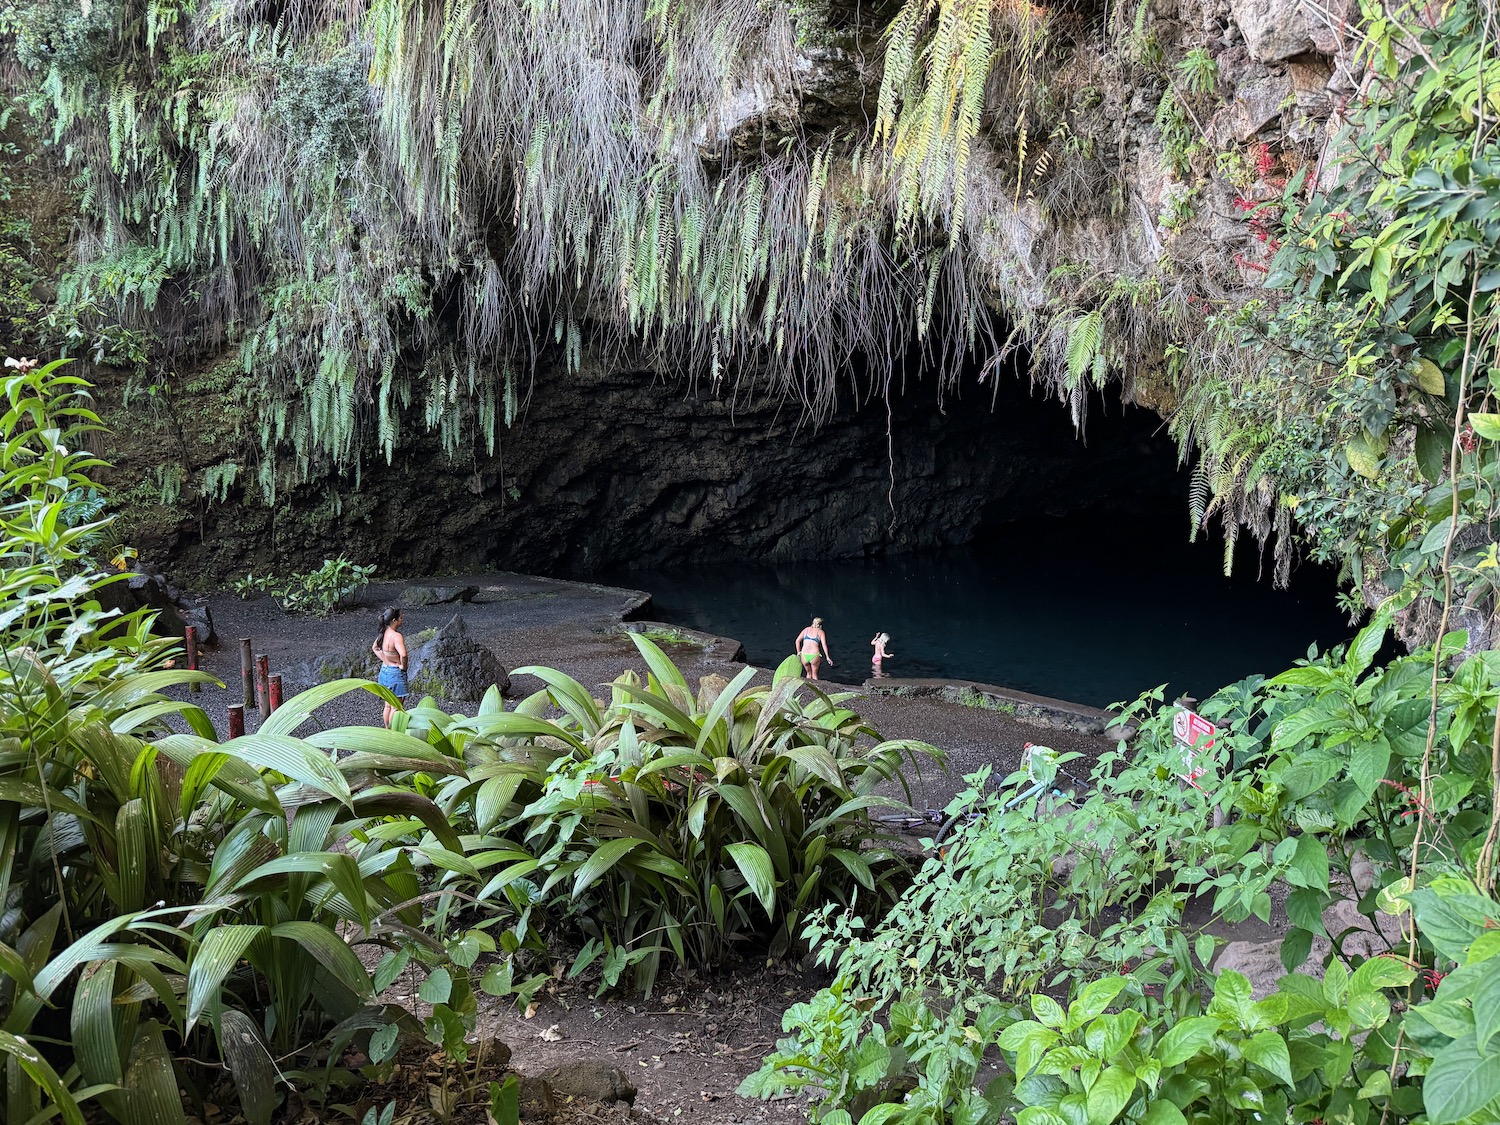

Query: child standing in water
[870,632,893,676]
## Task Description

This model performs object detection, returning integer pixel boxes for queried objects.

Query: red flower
[1459,424,1478,454]
[1254,143,1276,179]
[1423,969,1446,989]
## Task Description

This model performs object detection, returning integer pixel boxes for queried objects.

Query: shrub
[235,556,374,615]
[0,362,486,1123]
[420,639,945,993]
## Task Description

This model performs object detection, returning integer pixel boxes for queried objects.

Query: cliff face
[0,0,1447,593]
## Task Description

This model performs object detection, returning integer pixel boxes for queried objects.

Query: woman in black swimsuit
[795,617,833,680]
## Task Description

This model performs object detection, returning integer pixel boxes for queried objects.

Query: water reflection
[603,514,1354,708]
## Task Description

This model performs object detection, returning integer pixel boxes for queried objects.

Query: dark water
[604,514,1354,709]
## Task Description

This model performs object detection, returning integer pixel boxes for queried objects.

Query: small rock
[402,584,480,607]
[477,1038,513,1070]
[541,1061,638,1106]
[1323,896,1401,958]
[183,603,216,646]
[1230,74,1291,141]
[1229,0,1318,62]
[1213,939,1285,998]
[126,573,189,636]
[517,1075,555,1119]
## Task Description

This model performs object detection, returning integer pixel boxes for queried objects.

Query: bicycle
[875,743,1094,848]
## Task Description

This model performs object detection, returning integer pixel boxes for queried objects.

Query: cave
[160,352,1203,583]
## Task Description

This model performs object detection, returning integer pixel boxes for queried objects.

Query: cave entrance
[598,366,1353,708]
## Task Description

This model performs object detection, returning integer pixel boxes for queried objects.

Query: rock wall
[13,0,1368,584]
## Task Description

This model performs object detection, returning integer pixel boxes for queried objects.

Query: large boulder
[92,572,214,642]
[401,584,480,607]
[409,614,511,701]
[1229,0,1348,62]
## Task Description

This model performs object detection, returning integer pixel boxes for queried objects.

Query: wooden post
[227,704,245,739]
[268,673,283,715]
[185,626,200,692]
[240,639,255,710]
[256,654,271,720]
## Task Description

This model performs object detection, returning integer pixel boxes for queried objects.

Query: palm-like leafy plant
[0,361,479,1125]
[428,637,944,993]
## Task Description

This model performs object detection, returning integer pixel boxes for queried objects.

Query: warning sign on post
[1172,707,1217,789]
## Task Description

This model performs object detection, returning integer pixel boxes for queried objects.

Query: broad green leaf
[1348,738,1390,800]
[1031,994,1065,1029]
[1241,1029,1292,1085]
[1085,1065,1133,1125]
[1347,610,1390,677]
[571,838,649,898]
[350,790,462,852]
[1410,888,1492,961]
[628,633,689,692]
[1472,958,1500,1054]
[217,734,352,806]
[1468,412,1500,441]
[270,921,374,1002]
[0,1029,86,1125]
[1157,1016,1220,1066]
[116,1020,188,1125]
[1139,1103,1187,1125]
[186,925,265,1033]
[1424,1033,1500,1125]
[1413,357,1446,394]
[1350,956,1417,995]
[693,665,757,755]
[71,960,122,1095]
[419,966,453,1005]
[1069,977,1129,1030]
[258,679,393,736]
[1286,835,1329,891]
[219,1009,277,1125]
[725,842,777,918]
[234,852,372,930]
[510,666,601,734]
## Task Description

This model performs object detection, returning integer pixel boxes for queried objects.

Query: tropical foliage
[1175,0,1500,605]
[1,360,945,1121]
[234,556,376,615]
[744,606,1500,1125]
[424,647,941,992]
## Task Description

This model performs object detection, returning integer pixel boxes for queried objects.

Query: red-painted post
[185,626,200,692]
[256,654,271,720]
[240,639,255,709]
[268,673,283,715]
[227,704,245,739]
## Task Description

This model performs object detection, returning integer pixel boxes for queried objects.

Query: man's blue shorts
[377,664,409,698]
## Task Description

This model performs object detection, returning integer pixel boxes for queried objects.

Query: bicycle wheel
[934,811,977,847]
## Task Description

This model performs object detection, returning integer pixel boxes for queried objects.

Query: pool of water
[603,515,1355,708]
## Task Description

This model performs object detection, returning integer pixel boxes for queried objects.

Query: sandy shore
[179,572,1117,810]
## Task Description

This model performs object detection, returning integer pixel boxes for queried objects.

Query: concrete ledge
[615,621,747,664]
[863,677,1134,738]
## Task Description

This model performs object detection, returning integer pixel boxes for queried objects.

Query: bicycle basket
[1022,743,1058,787]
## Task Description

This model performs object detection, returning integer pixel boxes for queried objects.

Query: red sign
[1172,708,1217,750]
[1172,708,1217,789]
